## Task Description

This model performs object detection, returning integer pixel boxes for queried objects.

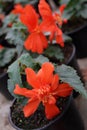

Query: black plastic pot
[0,72,14,100]
[9,95,84,130]
[66,24,87,58]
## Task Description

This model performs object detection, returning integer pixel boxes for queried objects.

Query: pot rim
[65,23,87,35]
[0,72,7,79]
[9,93,73,130]
[65,43,76,65]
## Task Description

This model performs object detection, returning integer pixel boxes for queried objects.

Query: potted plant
[5,1,81,70]
[7,53,87,130]
[0,44,16,100]
[60,0,87,58]
[5,0,84,90]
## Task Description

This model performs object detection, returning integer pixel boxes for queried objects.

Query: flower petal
[56,83,73,97]
[47,95,56,104]
[51,74,59,90]
[44,103,60,119]
[20,5,38,32]
[25,68,41,88]
[37,62,54,84]
[24,35,37,52]
[23,98,40,117]
[24,32,48,54]
[59,4,66,14]
[39,0,53,21]
[56,28,64,47]
[14,84,37,98]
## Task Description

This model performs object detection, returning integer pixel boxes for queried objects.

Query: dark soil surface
[10,96,70,130]
[62,18,87,34]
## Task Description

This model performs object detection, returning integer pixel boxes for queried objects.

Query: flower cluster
[11,0,67,54]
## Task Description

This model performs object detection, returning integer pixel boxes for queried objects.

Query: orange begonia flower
[12,4,48,54]
[14,62,73,119]
[14,4,48,54]
[38,0,66,47]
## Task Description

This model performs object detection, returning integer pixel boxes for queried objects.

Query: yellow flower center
[38,85,51,103]
[33,25,41,33]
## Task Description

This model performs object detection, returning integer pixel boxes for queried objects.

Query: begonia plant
[7,53,87,129]
[5,0,69,63]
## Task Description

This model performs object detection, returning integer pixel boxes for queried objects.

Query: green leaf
[0,48,16,67]
[14,0,38,5]
[7,60,23,96]
[7,53,36,96]
[0,27,10,36]
[60,0,69,5]
[18,53,34,68]
[3,14,18,27]
[12,22,27,30]
[63,34,72,43]
[55,64,87,98]
[61,0,87,20]
[66,0,78,9]
[80,4,87,19]
[34,55,49,65]
[0,14,18,36]
[6,22,28,56]
[8,79,18,98]
[7,60,23,87]
[44,45,64,62]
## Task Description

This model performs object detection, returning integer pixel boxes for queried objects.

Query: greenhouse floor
[0,58,87,130]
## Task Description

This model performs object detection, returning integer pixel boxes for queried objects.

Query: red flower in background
[20,5,48,54]
[0,44,3,49]
[12,1,67,52]
[38,0,67,47]
[14,62,73,119]
[12,4,48,54]
[11,4,24,14]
